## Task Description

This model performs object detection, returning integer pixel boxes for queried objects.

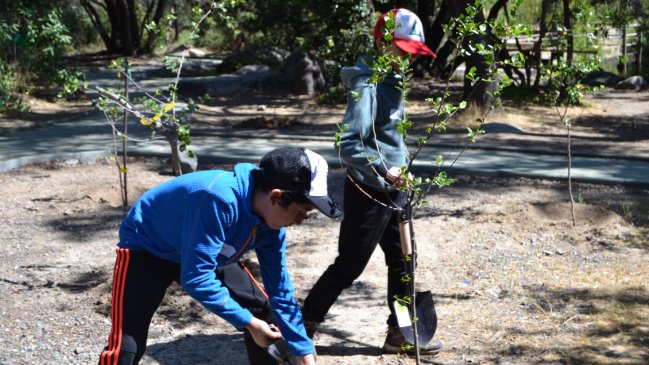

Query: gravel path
[1,157,647,364]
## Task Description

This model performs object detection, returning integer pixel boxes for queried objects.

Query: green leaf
[433,171,457,188]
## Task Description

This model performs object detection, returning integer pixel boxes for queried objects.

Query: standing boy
[301,8,442,354]
[98,147,341,365]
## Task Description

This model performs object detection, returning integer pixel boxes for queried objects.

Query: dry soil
[0,85,648,365]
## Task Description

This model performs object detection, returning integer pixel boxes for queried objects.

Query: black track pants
[98,248,277,365]
[302,176,408,327]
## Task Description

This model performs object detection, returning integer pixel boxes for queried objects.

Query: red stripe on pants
[100,248,130,365]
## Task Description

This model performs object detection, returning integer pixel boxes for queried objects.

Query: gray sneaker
[382,325,442,355]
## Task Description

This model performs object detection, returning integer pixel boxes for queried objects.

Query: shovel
[267,338,297,365]
[393,210,437,347]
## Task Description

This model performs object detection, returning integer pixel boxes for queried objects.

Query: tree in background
[0,0,87,111]
[80,0,170,56]
[229,0,374,67]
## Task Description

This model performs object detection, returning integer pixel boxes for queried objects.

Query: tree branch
[80,0,112,51]
[138,0,156,45]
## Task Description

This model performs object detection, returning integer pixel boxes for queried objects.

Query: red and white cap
[373,8,437,58]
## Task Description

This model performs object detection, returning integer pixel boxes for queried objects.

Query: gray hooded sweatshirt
[338,57,408,191]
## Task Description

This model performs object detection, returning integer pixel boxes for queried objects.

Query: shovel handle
[399,220,412,255]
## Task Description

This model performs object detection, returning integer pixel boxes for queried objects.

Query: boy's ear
[269,189,283,205]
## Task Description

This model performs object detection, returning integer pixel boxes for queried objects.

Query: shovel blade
[393,291,437,346]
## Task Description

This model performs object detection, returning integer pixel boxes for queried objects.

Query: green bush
[316,84,349,106]
[230,0,374,67]
[1,2,86,111]
[0,62,27,113]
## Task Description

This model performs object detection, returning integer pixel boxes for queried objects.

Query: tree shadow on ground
[57,269,109,293]
[46,205,125,242]
[143,333,249,365]
[313,324,382,357]
[0,104,95,136]
[315,325,444,364]
[502,285,649,364]
[573,112,649,141]
[150,283,217,329]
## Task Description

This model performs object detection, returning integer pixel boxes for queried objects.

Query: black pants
[302,176,408,327]
[98,248,277,365]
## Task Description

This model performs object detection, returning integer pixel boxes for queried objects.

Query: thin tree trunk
[80,0,113,52]
[141,0,168,54]
[488,0,508,20]
[83,0,168,56]
[533,0,551,90]
[562,0,573,64]
[567,119,576,226]
[121,58,129,207]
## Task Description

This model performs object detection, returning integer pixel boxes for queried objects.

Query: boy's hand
[245,317,282,348]
[385,166,413,188]
[295,354,316,365]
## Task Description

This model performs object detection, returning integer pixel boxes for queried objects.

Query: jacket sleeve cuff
[229,310,254,330]
[375,162,390,177]
[289,338,315,356]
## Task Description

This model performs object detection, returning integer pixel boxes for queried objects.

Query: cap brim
[394,39,437,58]
[307,195,342,218]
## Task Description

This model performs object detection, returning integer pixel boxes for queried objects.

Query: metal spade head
[393,290,437,346]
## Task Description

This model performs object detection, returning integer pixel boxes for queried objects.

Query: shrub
[1,3,86,110]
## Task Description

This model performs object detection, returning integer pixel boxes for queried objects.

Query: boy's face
[265,200,315,230]
[377,40,418,72]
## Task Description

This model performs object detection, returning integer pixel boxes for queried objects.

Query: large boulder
[614,76,648,91]
[216,46,288,74]
[582,70,624,87]
[177,65,272,97]
[234,64,272,85]
[276,50,327,97]
[166,45,209,58]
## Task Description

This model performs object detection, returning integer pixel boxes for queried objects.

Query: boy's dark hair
[253,147,341,217]
[251,169,311,208]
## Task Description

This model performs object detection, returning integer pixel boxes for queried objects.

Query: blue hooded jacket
[118,163,313,355]
[338,56,409,190]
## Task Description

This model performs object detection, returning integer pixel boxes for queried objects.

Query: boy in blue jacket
[98,147,341,365]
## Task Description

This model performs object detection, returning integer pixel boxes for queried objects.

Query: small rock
[43,280,56,288]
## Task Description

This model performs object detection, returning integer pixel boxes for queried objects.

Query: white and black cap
[259,147,342,218]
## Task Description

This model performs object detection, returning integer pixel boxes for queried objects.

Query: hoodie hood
[341,56,402,90]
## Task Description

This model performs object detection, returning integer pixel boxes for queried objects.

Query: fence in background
[506,23,643,75]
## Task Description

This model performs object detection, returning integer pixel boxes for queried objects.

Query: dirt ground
[1,83,648,365]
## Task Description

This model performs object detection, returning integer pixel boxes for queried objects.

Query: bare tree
[80,0,169,56]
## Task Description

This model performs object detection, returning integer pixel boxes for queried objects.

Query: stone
[277,50,327,97]
[582,70,624,87]
[614,75,647,91]
[171,147,197,175]
[177,65,271,98]
[217,46,288,74]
